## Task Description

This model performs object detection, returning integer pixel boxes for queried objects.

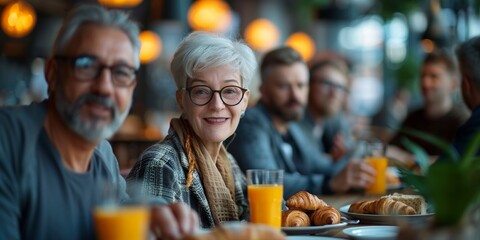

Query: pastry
[310,206,341,226]
[348,200,374,214]
[281,209,310,227]
[349,198,416,215]
[286,191,327,211]
[382,193,427,214]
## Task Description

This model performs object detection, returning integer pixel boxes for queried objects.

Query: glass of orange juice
[93,181,151,240]
[246,169,283,230]
[364,141,388,195]
[94,205,150,240]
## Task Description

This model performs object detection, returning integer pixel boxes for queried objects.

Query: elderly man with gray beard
[0,5,198,240]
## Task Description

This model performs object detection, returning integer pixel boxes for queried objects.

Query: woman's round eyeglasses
[183,85,248,106]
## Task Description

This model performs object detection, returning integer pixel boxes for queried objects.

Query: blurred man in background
[453,36,480,155]
[228,46,375,198]
[387,50,469,167]
[299,57,353,163]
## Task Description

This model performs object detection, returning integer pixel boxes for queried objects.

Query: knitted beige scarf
[171,118,239,225]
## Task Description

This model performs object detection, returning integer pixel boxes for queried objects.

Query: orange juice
[365,156,388,195]
[94,206,150,240]
[247,184,283,230]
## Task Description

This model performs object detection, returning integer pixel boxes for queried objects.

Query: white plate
[287,236,344,240]
[343,226,399,240]
[339,205,434,225]
[282,222,347,235]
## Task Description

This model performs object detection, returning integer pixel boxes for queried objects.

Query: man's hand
[329,161,376,193]
[150,202,199,240]
[386,145,416,168]
[330,134,347,162]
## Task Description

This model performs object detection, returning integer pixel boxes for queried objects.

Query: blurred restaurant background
[0,0,479,170]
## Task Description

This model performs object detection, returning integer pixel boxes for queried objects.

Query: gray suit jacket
[227,102,333,198]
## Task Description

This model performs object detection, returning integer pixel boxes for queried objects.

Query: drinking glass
[364,141,388,195]
[93,181,150,240]
[246,169,284,230]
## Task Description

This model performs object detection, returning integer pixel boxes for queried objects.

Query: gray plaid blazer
[126,129,248,228]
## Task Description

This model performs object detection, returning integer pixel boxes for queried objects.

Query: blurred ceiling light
[421,39,435,53]
[390,13,408,40]
[244,18,279,52]
[139,30,162,64]
[385,14,407,65]
[408,10,427,33]
[357,17,383,49]
[386,39,406,64]
[1,1,36,38]
[188,0,232,32]
[339,26,354,50]
[338,17,383,50]
[285,32,315,61]
[98,0,143,8]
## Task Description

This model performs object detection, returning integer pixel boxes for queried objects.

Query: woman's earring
[240,111,245,118]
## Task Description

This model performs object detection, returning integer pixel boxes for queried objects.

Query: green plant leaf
[398,166,429,199]
[427,161,472,226]
[400,127,458,161]
[460,131,480,171]
[401,138,430,174]
[428,162,461,224]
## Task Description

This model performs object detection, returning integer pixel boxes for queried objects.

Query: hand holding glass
[247,169,283,230]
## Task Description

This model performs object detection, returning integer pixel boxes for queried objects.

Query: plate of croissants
[339,193,434,225]
[281,191,347,235]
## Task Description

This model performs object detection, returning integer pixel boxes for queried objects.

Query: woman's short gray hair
[170,31,257,89]
[52,4,141,68]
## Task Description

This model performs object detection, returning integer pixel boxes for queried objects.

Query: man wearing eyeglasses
[300,58,353,163]
[229,47,376,198]
[0,5,198,240]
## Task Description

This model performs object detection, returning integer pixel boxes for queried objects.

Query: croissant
[348,200,375,214]
[310,206,341,226]
[181,223,286,240]
[281,210,311,227]
[373,197,416,215]
[349,198,416,215]
[286,191,327,211]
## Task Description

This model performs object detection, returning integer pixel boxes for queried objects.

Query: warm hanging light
[421,39,435,53]
[98,0,143,8]
[1,1,36,38]
[188,0,232,32]
[139,30,162,64]
[244,18,280,52]
[285,32,315,61]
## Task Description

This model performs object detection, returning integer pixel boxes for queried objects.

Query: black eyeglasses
[55,55,138,87]
[183,85,248,106]
[315,79,349,93]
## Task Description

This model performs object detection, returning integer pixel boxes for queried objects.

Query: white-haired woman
[127,31,256,228]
